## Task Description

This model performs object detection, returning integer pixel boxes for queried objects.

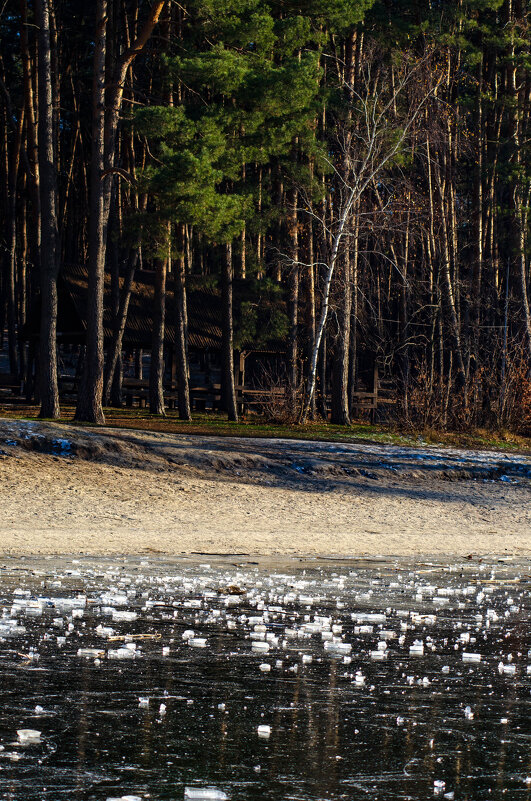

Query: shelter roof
[23,264,285,353]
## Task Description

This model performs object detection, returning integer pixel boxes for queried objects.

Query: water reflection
[0,555,529,800]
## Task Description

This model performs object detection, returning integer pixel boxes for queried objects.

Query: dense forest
[0,0,530,430]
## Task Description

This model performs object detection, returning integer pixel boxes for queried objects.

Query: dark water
[0,555,529,801]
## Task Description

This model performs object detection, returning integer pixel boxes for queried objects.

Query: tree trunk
[19,0,41,276]
[100,0,166,259]
[471,53,484,369]
[149,253,167,415]
[175,226,191,420]
[305,205,317,419]
[75,0,107,424]
[507,6,531,361]
[76,0,164,422]
[435,165,466,391]
[221,242,238,421]
[288,187,299,409]
[6,107,24,377]
[399,193,411,417]
[317,329,328,419]
[515,198,531,360]
[330,26,355,426]
[18,200,28,383]
[330,248,351,425]
[35,0,60,418]
[111,351,123,406]
[300,188,355,422]
[103,249,139,404]
[108,196,122,407]
[135,349,143,380]
[348,211,360,415]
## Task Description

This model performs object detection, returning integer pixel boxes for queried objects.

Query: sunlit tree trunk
[331,248,351,425]
[150,245,167,416]
[288,186,299,408]
[175,224,191,420]
[221,242,238,422]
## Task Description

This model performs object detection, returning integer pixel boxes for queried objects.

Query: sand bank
[0,419,530,558]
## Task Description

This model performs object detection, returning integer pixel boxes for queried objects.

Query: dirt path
[0,419,529,558]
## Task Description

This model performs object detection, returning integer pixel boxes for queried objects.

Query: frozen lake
[0,554,529,800]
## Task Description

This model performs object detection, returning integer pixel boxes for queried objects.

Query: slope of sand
[0,418,530,558]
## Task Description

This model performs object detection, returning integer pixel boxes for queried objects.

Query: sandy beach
[0,418,530,558]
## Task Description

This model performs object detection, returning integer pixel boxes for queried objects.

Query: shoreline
[0,417,530,559]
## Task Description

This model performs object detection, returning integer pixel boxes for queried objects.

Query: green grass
[1,403,530,453]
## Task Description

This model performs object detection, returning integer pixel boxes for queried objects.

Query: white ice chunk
[498,662,516,675]
[106,796,143,801]
[184,789,228,800]
[100,593,129,606]
[252,641,270,652]
[324,641,351,655]
[0,622,26,637]
[354,613,386,624]
[462,652,481,663]
[17,729,41,745]
[95,625,115,638]
[370,650,387,661]
[108,647,136,660]
[111,610,137,622]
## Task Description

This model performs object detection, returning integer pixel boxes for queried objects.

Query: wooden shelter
[21,264,287,410]
[18,264,389,415]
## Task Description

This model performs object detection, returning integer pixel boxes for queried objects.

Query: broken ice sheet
[0,555,528,801]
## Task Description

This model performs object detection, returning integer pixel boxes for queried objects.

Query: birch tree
[300,50,442,422]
